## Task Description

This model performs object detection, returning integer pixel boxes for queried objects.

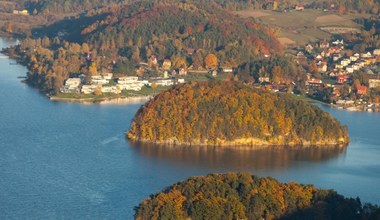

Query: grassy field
[233,9,364,46]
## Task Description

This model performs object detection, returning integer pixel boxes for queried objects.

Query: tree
[94,86,103,96]
[89,62,98,75]
[205,53,218,69]
[151,82,158,90]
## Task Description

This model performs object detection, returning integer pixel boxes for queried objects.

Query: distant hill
[127,81,349,146]
[19,0,380,15]
[135,173,380,220]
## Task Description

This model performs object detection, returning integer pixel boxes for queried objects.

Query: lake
[0,38,379,219]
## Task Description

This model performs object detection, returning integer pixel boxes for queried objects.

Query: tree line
[135,173,380,220]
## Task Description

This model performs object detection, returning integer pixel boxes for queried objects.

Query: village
[294,39,380,111]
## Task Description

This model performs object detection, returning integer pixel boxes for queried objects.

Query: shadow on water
[129,141,347,170]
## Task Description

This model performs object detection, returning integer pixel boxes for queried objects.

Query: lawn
[232,9,364,46]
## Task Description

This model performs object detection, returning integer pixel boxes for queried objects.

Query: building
[320,41,330,49]
[91,75,109,85]
[117,76,146,91]
[306,78,323,89]
[102,73,113,80]
[152,79,174,87]
[101,86,120,94]
[81,85,98,94]
[369,79,380,88]
[61,78,81,93]
[374,49,380,56]
[118,76,138,84]
[357,86,367,95]
[178,68,188,75]
[295,3,305,11]
[13,10,29,15]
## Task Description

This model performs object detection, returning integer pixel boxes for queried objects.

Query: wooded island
[128,81,349,146]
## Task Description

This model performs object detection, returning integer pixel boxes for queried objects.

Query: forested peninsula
[135,173,380,220]
[127,81,349,146]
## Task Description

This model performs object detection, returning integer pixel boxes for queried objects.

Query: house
[179,68,188,75]
[162,59,172,70]
[306,78,323,88]
[319,63,328,73]
[13,9,29,15]
[335,64,343,69]
[320,49,330,57]
[152,79,174,87]
[150,55,158,65]
[101,86,120,94]
[369,79,380,88]
[118,76,138,84]
[211,69,218,76]
[320,40,330,49]
[352,64,360,70]
[91,75,109,85]
[357,86,367,95]
[314,54,323,61]
[61,78,81,93]
[222,67,233,73]
[295,3,305,11]
[65,78,81,88]
[332,53,341,62]
[361,52,372,58]
[177,79,185,84]
[102,73,113,80]
[305,44,314,53]
[346,66,354,73]
[337,75,347,84]
[350,55,359,62]
[374,49,380,56]
[186,48,195,55]
[81,85,97,94]
[332,39,344,46]
[340,59,351,67]
[259,76,270,83]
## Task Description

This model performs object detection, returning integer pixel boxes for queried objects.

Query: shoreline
[127,137,349,148]
[50,95,152,105]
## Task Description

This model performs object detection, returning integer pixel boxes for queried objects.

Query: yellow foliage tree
[205,53,218,69]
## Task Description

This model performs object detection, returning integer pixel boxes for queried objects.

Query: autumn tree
[205,53,218,69]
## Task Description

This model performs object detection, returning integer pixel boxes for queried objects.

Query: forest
[128,81,349,146]
[135,173,380,220]
[8,0,380,15]
[7,0,284,94]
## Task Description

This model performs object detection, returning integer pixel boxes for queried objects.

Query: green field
[233,9,365,46]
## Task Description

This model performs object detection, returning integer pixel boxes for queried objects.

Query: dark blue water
[0,38,379,219]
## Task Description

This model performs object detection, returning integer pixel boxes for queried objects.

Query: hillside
[135,173,380,220]
[82,1,282,64]
[14,0,380,15]
[8,0,284,94]
[127,81,349,146]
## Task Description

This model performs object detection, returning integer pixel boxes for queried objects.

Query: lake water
[0,37,379,219]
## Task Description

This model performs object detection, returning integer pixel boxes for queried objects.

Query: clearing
[232,9,364,46]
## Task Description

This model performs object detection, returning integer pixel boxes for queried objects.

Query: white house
[118,76,139,84]
[91,75,109,85]
[81,85,98,94]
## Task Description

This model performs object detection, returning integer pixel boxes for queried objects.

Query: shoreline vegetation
[49,95,151,104]
[128,81,349,147]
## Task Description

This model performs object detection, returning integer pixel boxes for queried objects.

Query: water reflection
[130,142,347,170]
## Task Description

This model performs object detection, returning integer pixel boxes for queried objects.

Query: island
[135,173,380,220]
[127,81,349,146]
